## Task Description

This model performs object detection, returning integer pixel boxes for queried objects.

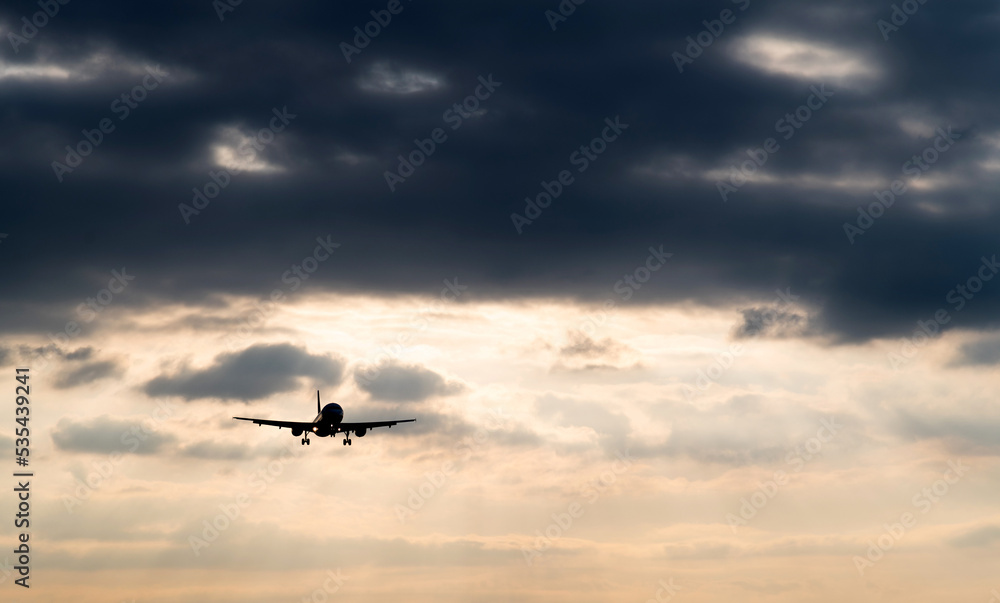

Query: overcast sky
[2,1,999,602]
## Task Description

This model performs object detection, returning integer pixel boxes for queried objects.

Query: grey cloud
[559,333,628,358]
[144,343,343,401]
[554,332,641,372]
[732,307,807,340]
[54,359,124,389]
[949,525,1000,548]
[4,345,122,387]
[354,362,464,402]
[180,440,251,461]
[489,423,544,449]
[15,344,88,361]
[894,410,1000,455]
[637,398,859,467]
[951,335,1000,366]
[65,347,95,361]
[51,416,175,455]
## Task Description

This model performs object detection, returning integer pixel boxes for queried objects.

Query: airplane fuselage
[312,403,344,433]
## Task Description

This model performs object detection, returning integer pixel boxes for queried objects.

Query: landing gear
[342,437,352,446]
[301,437,310,446]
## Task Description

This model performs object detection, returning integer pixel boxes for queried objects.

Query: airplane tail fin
[317,390,321,413]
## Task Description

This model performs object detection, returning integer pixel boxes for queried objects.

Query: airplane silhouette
[234,391,415,446]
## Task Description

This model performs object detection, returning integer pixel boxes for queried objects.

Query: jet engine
[354,428,367,438]
[292,428,302,437]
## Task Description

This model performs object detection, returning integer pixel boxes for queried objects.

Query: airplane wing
[232,417,315,430]
[337,419,415,433]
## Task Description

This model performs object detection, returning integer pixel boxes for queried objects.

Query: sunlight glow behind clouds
[732,34,879,86]
[211,126,285,173]
[358,62,444,94]
[13,288,1000,602]
[0,49,174,82]
[0,61,71,81]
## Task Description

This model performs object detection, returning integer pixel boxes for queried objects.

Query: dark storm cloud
[732,307,806,340]
[144,343,343,400]
[354,362,463,402]
[51,416,176,455]
[2,0,1000,342]
[951,335,1000,366]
